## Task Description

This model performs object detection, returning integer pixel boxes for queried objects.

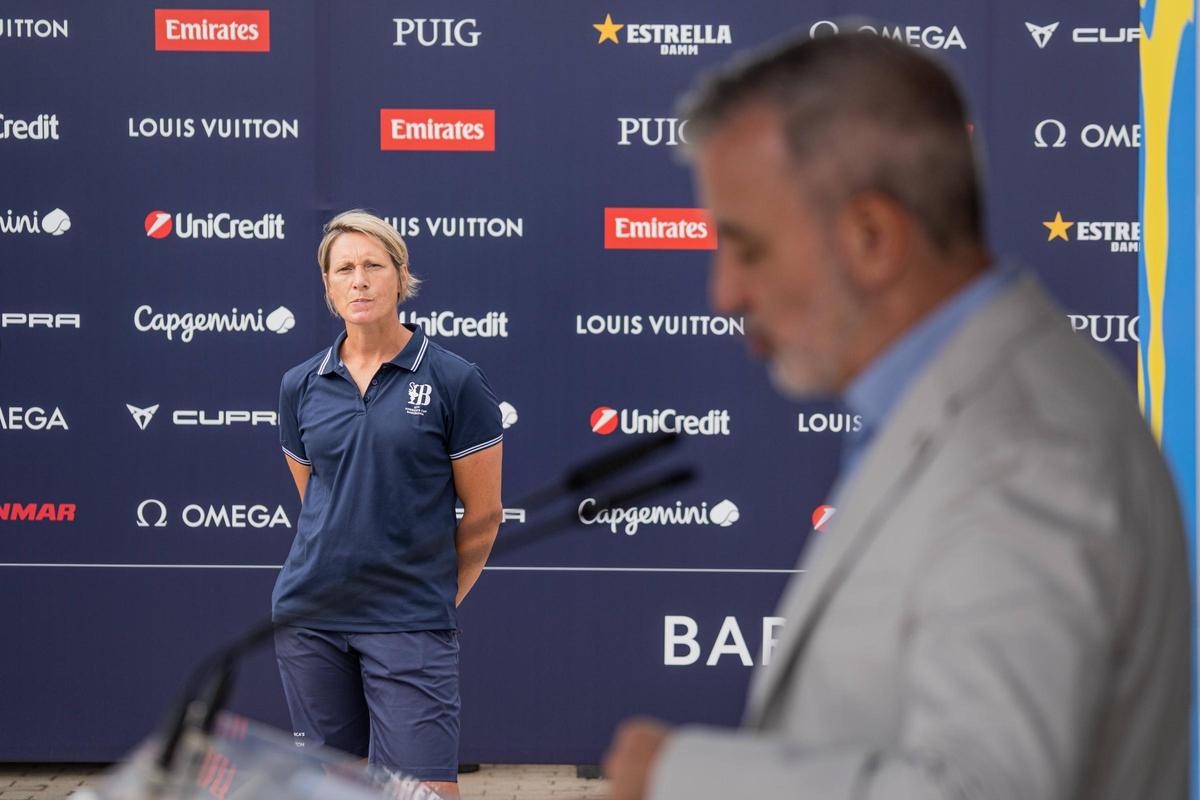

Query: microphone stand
[148,432,696,793]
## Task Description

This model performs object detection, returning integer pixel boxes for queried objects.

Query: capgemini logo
[265,306,295,334]
[709,499,740,527]
[499,401,519,429]
[41,208,71,235]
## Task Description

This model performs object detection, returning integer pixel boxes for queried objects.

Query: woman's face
[324,231,405,326]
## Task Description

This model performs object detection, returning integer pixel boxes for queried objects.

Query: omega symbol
[136,499,168,528]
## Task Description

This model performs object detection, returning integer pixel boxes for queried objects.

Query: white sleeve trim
[449,433,503,460]
[281,445,311,466]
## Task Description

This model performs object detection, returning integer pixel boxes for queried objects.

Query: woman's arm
[451,443,503,606]
[284,453,311,502]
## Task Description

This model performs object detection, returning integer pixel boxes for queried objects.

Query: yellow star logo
[593,13,624,44]
[1043,211,1074,242]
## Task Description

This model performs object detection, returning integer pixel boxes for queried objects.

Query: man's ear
[835,191,911,294]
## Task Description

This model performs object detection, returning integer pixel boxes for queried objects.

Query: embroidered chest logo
[407,382,433,415]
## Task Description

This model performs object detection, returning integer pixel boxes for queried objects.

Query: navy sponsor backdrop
[0,1,1138,763]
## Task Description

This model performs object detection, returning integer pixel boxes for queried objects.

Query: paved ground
[0,763,608,800]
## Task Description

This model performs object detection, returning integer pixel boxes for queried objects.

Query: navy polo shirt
[272,324,502,632]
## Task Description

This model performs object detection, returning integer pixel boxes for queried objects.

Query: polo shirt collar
[389,324,429,372]
[317,324,429,376]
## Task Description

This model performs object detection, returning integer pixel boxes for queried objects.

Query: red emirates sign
[154,9,270,52]
[380,109,496,151]
[604,208,716,250]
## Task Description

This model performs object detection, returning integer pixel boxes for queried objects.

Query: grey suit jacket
[651,274,1190,800]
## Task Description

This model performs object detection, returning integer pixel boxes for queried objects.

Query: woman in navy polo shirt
[273,210,504,799]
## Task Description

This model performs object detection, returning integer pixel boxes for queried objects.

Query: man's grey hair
[678,28,984,251]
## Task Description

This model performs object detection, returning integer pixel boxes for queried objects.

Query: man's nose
[708,255,744,315]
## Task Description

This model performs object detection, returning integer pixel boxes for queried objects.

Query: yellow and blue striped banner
[1140,0,1196,793]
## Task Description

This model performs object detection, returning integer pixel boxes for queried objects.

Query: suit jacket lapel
[744,274,1062,727]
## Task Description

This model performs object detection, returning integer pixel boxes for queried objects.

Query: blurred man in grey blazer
[603,30,1190,800]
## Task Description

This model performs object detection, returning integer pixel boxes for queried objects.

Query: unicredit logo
[154,9,270,52]
[380,109,495,151]
[591,406,619,434]
[812,504,836,531]
[397,310,509,338]
[604,208,716,250]
[144,209,285,240]
[590,406,730,436]
[145,210,172,238]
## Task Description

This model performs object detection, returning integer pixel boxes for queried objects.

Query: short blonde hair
[317,209,421,316]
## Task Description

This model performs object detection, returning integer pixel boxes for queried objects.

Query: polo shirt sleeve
[278,374,310,466]
[447,364,503,461]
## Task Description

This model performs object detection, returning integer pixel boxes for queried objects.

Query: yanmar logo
[380,109,494,151]
[154,9,269,52]
[604,208,715,250]
[0,502,75,522]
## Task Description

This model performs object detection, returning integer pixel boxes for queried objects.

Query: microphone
[492,466,696,556]
[154,559,399,774]
[152,434,695,780]
[511,431,681,510]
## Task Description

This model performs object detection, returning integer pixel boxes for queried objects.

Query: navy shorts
[273,626,461,783]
